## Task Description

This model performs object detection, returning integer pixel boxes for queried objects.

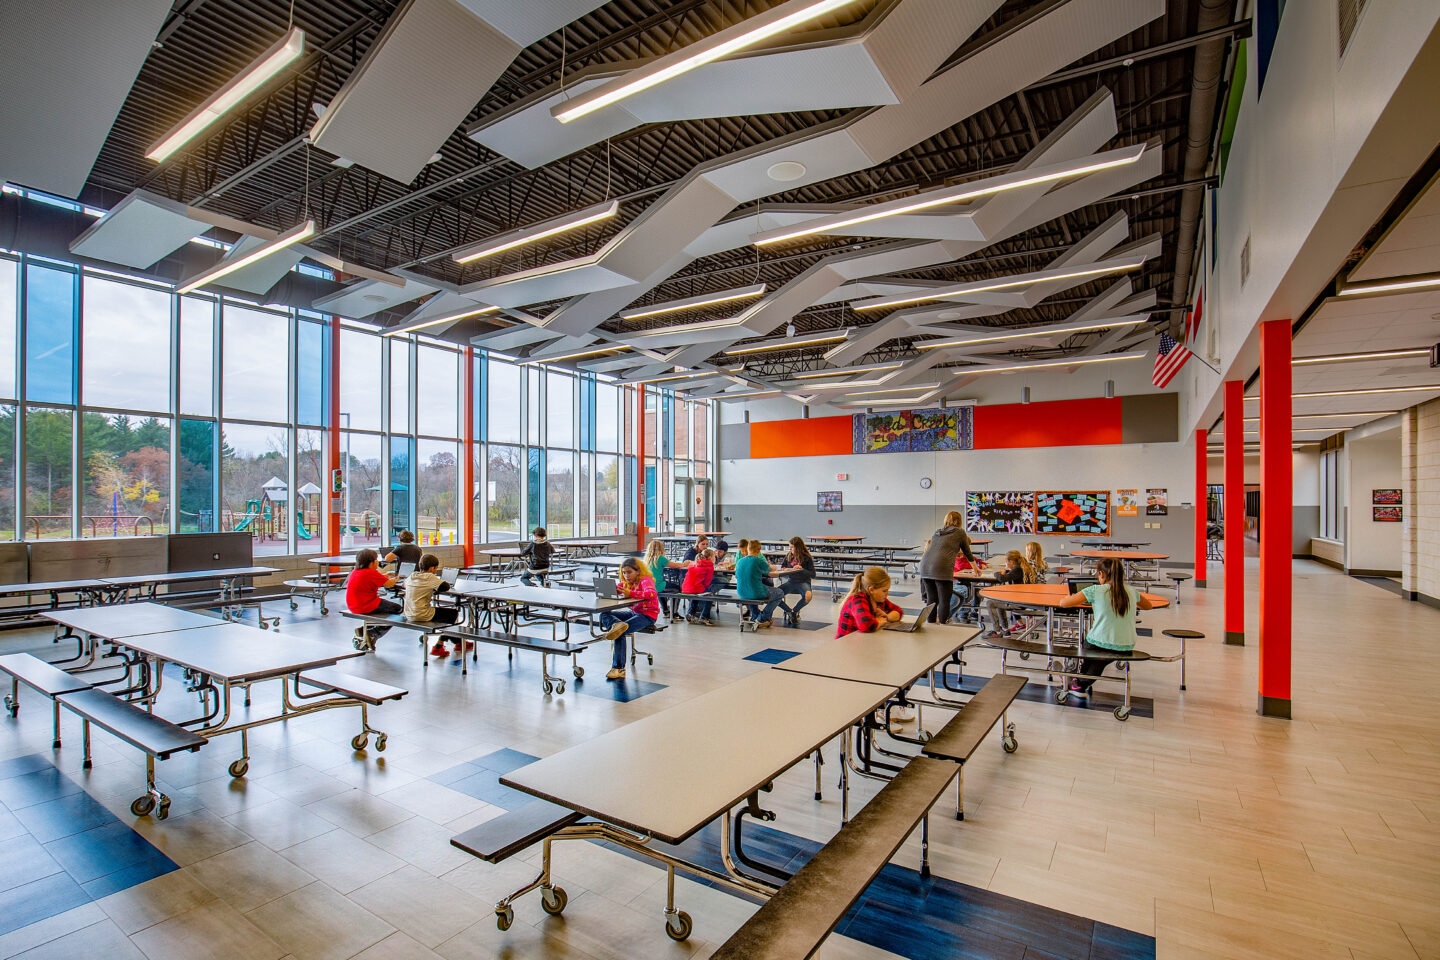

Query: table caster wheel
[556,681,566,695]
[1019,651,1030,660]
[290,601,298,611]
[543,680,554,695]
[646,654,654,665]
[573,666,584,678]
[541,885,568,916]
[666,910,692,942]
[375,735,387,751]
[496,905,514,932]
[156,798,171,820]
[130,795,156,817]
[1054,690,1068,704]
[320,606,328,616]
[1002,736,1019,753]
[1114,705,1131,721]
[6,696,17,717]
[351,734,369,751]
[228,758,249,778]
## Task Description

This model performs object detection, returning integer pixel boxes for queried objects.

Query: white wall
[1178,2,1440,434]
[1346,428,1401,572]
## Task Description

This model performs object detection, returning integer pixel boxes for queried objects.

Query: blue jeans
[599,610,655,668]
[519,568,549,586]
[780,582,811,619]
[688,597,713,620]
[742,585,788,623]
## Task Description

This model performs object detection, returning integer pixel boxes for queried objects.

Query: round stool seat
[1162,628,1204,639]
[1167,573,1193,582]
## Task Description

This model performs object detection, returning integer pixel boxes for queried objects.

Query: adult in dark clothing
[681,534,710,562]
[918,510,980,623]
[384,530,422,568]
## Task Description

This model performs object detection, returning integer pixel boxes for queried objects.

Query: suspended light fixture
[950,350,1149,375]
[854,258,1147,311]
[552,0,864,124]
[452,200,619,264]
[1291,348,1429,364]
[752,145,1147,246]
[148,27,306,162]
[1243,385,1440,399]
[914,315,1149,349]
[518,345,631,365]
[723,329,851,354]
[618,284,766,321]
[175,220,316,295]
[1336,273,1440,297]
[791,362,904,379]
[382,303,500,337]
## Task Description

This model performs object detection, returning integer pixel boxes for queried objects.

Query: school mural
[851,407,972,454]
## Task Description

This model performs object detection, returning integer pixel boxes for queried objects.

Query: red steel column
[1258,319,1292,718]
[636,384,647,551]
[325,315,342,553]
[1194,427,1208,587]
[461,347,475,567]
[1223,379,1245,644]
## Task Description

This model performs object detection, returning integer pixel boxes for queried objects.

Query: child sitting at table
[1059,557,1153,696]
[599,558,660,681]
[735,540,788,628]
[345,548,398,648]
[1025,541,1050,582]
[776,536,815,627]
[984,550,1037,637]
[682,548,717,625]
[643,540,672,619]
[405,554,461,657]
[518,526,555,586]
[836,566,903,637]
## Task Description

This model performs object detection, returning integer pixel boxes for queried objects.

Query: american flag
[1152,330,1193,388]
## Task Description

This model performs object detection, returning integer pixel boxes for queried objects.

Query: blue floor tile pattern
[743,648,801,664]
[436,751,1153,960]
[0,755,178,936]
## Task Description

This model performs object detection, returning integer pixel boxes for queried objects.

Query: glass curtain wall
[0,246,716,551]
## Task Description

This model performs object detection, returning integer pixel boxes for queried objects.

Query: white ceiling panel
[0,0,171,198]
[206,235,307,295]
[69,190,211,269]
[312,276,437,318]
[1349,171,1440,282]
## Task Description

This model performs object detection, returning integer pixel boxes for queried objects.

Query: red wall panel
[750,415,852,458]
[972,397,1122,449]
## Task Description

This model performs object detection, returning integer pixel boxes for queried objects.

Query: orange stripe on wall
[750,415,852,458]
[973,397,1122,448]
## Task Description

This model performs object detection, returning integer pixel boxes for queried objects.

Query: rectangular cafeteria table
[41,602,221,669]
[497,668,893,938]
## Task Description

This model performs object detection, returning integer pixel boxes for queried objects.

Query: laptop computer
[1067,577,1098,594]
[594,579,621,599]
[883,602,936,632]
[441,567,460,584]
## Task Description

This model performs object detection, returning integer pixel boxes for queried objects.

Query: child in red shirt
[836,566,903,637]
[346,549,399,649]
[681,549,717,625]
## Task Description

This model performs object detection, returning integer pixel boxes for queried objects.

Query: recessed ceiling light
[767,161,808,182]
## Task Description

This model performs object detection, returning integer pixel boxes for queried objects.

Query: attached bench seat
[451,798,584,864]
[710,757,959,960]
[1,652,93,747]
[296,667,407,753]
[56,687,208,820]
[660,589,774,632]
[922,674,1025,820]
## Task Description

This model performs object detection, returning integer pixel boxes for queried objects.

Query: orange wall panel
[750,415,852,458]
[972,398,1122,448]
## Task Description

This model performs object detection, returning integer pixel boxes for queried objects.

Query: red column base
[1259,695,1291,719]
[1225,631,1244,645]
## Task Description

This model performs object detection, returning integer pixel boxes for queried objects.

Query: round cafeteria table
[1068,549,1169,581]
[980,582,1169,645]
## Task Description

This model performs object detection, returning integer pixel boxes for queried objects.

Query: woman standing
[918,510,981,624]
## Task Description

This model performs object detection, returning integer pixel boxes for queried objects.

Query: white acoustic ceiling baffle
[175,222,316,295]
[312,276,439,318]
[309,0,606,184]
[0,0,172,198]
[69,190,217,270]
[383,293,500,337]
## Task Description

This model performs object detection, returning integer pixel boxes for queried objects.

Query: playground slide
[233,516,254,532]
[295,510,313,539]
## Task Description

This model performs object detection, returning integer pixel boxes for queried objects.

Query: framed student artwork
[1035,491,1110,536]
[1115,489,1140,517]
[817,491,843,512]
[1372,489,1402,505]
[964,491,1036,534]
[1373,505,1402,522]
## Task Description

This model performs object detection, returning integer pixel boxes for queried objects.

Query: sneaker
[756,619,773,629]
[702,618,718,626]
[685,615,700,624]
[892,705,917,723]
[429,642,450,657]
[605,668,626,681]
[602,623,628,642]
[1067,681,1089,698]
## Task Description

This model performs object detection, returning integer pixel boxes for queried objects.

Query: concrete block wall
[1402,399,1440,604]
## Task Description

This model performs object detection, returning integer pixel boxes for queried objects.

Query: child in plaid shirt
[835,567,903,637]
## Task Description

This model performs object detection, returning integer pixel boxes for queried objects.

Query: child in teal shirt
[735,541,789,627]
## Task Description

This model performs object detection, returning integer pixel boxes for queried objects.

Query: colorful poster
[851,407,972,454]
[1372,489,1402,505]
[1035,491,1110,536]
[817,490,843,512]
[964,491,1036,534]
[1115,489,1140,517]
[1373,505,1402,522]
[1146,488,1168,516]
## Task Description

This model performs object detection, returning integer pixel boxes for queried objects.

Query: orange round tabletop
[979,583,1170,608]
[954,569,1002,581]
[1069,550,1170,561]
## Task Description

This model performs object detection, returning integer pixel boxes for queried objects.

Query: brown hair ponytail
[847,566,892,598]
[1097,558,1130,617]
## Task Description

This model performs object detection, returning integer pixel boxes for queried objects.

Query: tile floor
[0,559,1436,959]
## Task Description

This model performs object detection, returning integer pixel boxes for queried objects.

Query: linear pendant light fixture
[950,350,1149,375]
[551,0,863,124]
[1243,385,1440,400]
[452,200,619,264]
[752,144,1147,247]
[915,315,1150,350]
[1291,348,1429,364]
[382,303,500,337]
[175,220,316,295]
[518,344,630,365]
[619,283,767,321]
[1336,273,1440,297]
[148,27,306,162]
[791,362,905,379]
[854,257,1147,311]
[723,329,851,355]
